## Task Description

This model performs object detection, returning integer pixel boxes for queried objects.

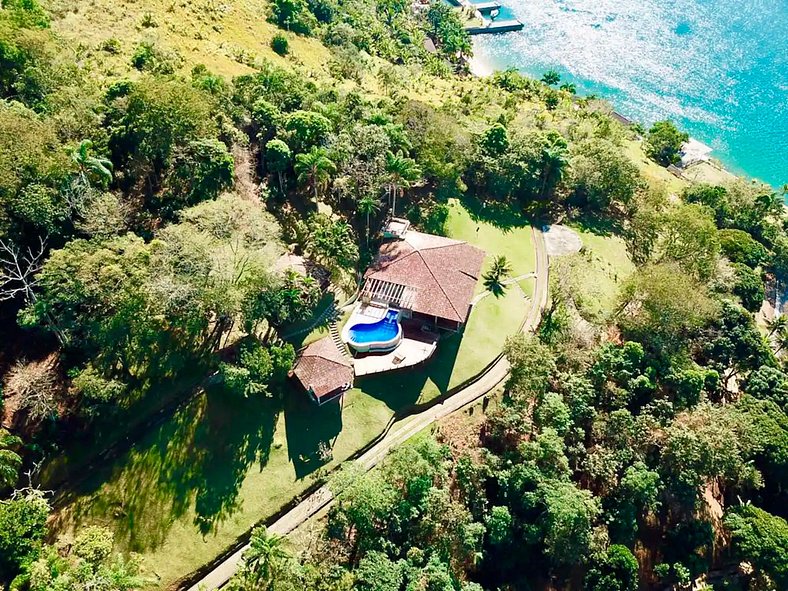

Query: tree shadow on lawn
[571,211,623,237]
[459,194,533,232]
[283,388,342,480]
[356,331,463,409]
[50,382,280,551]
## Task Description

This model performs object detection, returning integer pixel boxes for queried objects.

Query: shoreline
[467,53,495,77]
[467,42,750,189]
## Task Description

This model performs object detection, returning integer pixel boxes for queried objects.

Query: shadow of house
[283,388,342,480]
[355,330,463,411]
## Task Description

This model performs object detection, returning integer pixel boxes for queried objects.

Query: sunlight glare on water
[473,0,788,186]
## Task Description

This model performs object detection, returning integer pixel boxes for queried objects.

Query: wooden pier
[473,1,502,13]
[465,19,524,35]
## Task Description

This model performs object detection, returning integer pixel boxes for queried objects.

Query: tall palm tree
[483,255,512,298]
[358,195,381,246]
[541,69,561,86]
[775,330,788,355]
[71,139,113,186]
[0,429,22,488]
[538,134,570,201]
[767,314,788,337]
[559,82,576,94]
[242,526,290,588]
[295,147,336,203]
[385,151,421,216]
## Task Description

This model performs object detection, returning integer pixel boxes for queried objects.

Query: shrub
[100,38,121,54]
[718,228,768,268]
[271,33,289,55]
[130,42,182,74]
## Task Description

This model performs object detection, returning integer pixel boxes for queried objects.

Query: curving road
[185,227,549,591]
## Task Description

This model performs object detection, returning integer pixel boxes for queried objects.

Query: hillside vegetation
[1,0,787,590]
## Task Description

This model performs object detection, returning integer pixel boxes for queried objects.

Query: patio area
[353,323,439,376]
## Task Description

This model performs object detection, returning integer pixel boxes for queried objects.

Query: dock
[465,19,524,35]
[473,1,502,13]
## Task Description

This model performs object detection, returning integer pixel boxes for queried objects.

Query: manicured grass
[445,199,536,278]
[50,381,393,587]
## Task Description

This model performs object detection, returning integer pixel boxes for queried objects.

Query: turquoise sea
[471,0,788,187]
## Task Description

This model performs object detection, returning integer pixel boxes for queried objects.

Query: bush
[732,263,765,312]
[645,120,688,166]
[130,42,182,74]
[271,33,289,55]
[100,37,121,54]
[719,229,768,268]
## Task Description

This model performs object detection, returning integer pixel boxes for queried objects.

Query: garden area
[47,198,537,587]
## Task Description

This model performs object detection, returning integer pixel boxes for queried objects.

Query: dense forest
[1,0,787,589]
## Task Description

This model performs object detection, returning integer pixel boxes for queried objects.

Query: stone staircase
[329,319,352,360]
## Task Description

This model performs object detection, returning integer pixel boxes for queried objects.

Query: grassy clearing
[558,224,635,320]
[47,0,333,80]
[681,161,738,185]
[623,140,688,195]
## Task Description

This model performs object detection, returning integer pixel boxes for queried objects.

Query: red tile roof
[365,231,485,323]
[292,338,353,400]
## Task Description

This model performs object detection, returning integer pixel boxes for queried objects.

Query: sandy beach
[467,53,495,77]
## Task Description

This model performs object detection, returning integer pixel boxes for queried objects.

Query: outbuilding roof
[292,337,353,400]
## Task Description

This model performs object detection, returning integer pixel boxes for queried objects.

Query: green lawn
[445,198,536,278]
[50,382,393,587]
[559,224,635,321]
[50,198,536,587]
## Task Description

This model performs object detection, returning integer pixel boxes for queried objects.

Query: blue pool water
[471,0,788,187]
[348,310,400,344]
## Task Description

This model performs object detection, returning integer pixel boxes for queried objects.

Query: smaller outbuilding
[291,337,353,405]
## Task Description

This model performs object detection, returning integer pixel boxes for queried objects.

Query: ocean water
[471,0,788,187]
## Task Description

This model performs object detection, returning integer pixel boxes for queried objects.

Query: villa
[292,218,485,403]
[358,219,485,332]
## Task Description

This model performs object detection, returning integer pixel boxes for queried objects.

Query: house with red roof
[292,218,485,404]
[362,219,485,331]
[291,337,353,405]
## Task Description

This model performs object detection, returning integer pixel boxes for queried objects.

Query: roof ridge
[413,249,463,321]
[301,353,351,367]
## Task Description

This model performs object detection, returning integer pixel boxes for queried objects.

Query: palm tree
[538,134,570,201]
[358,195,381,246]
[0,429,22,488]
[71,139,113,186]
[242,526,290,588]
[559,82,576,94]
[767,314,788,337]
[775,330,788,355]
[483,255,512,298]
[541,69,561,86]
[295,147,336,203]
[385,151,422,216]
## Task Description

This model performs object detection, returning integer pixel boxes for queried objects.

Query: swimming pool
[345,309,402,353]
